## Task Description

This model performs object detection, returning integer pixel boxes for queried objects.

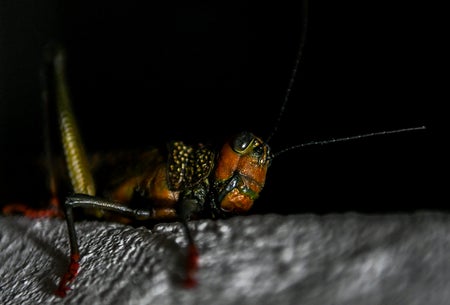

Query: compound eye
[231,132,255,153]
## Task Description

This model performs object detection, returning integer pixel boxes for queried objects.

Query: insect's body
[79,148,178,221]
[84,134,271,223]
[89,147,199,221]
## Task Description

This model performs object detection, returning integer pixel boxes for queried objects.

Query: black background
[0,1,439,215]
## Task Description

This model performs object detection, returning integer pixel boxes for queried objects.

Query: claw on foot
[55,253,80,297]
[183,244,199,288]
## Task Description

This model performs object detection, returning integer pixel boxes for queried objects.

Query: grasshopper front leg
[55,193,154,297]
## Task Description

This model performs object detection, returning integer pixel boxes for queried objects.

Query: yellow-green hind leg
[53,47,96,198]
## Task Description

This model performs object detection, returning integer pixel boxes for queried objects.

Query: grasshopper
[26,44,275,297]
[2,2,426,297]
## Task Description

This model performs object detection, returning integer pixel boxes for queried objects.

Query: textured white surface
[1,212,450,305]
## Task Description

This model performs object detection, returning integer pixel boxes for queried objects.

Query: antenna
[273,126,426,158]
[266,0,309,143]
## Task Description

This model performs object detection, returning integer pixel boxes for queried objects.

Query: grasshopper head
[214,132,273,214]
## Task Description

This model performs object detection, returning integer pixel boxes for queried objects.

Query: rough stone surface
[1,212,450,305]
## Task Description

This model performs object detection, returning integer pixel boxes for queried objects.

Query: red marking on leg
[2,199,62,219]
[55,253,80,297]
[2,203,29,215]
[49,196,60,209]
[183,244,199,288]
